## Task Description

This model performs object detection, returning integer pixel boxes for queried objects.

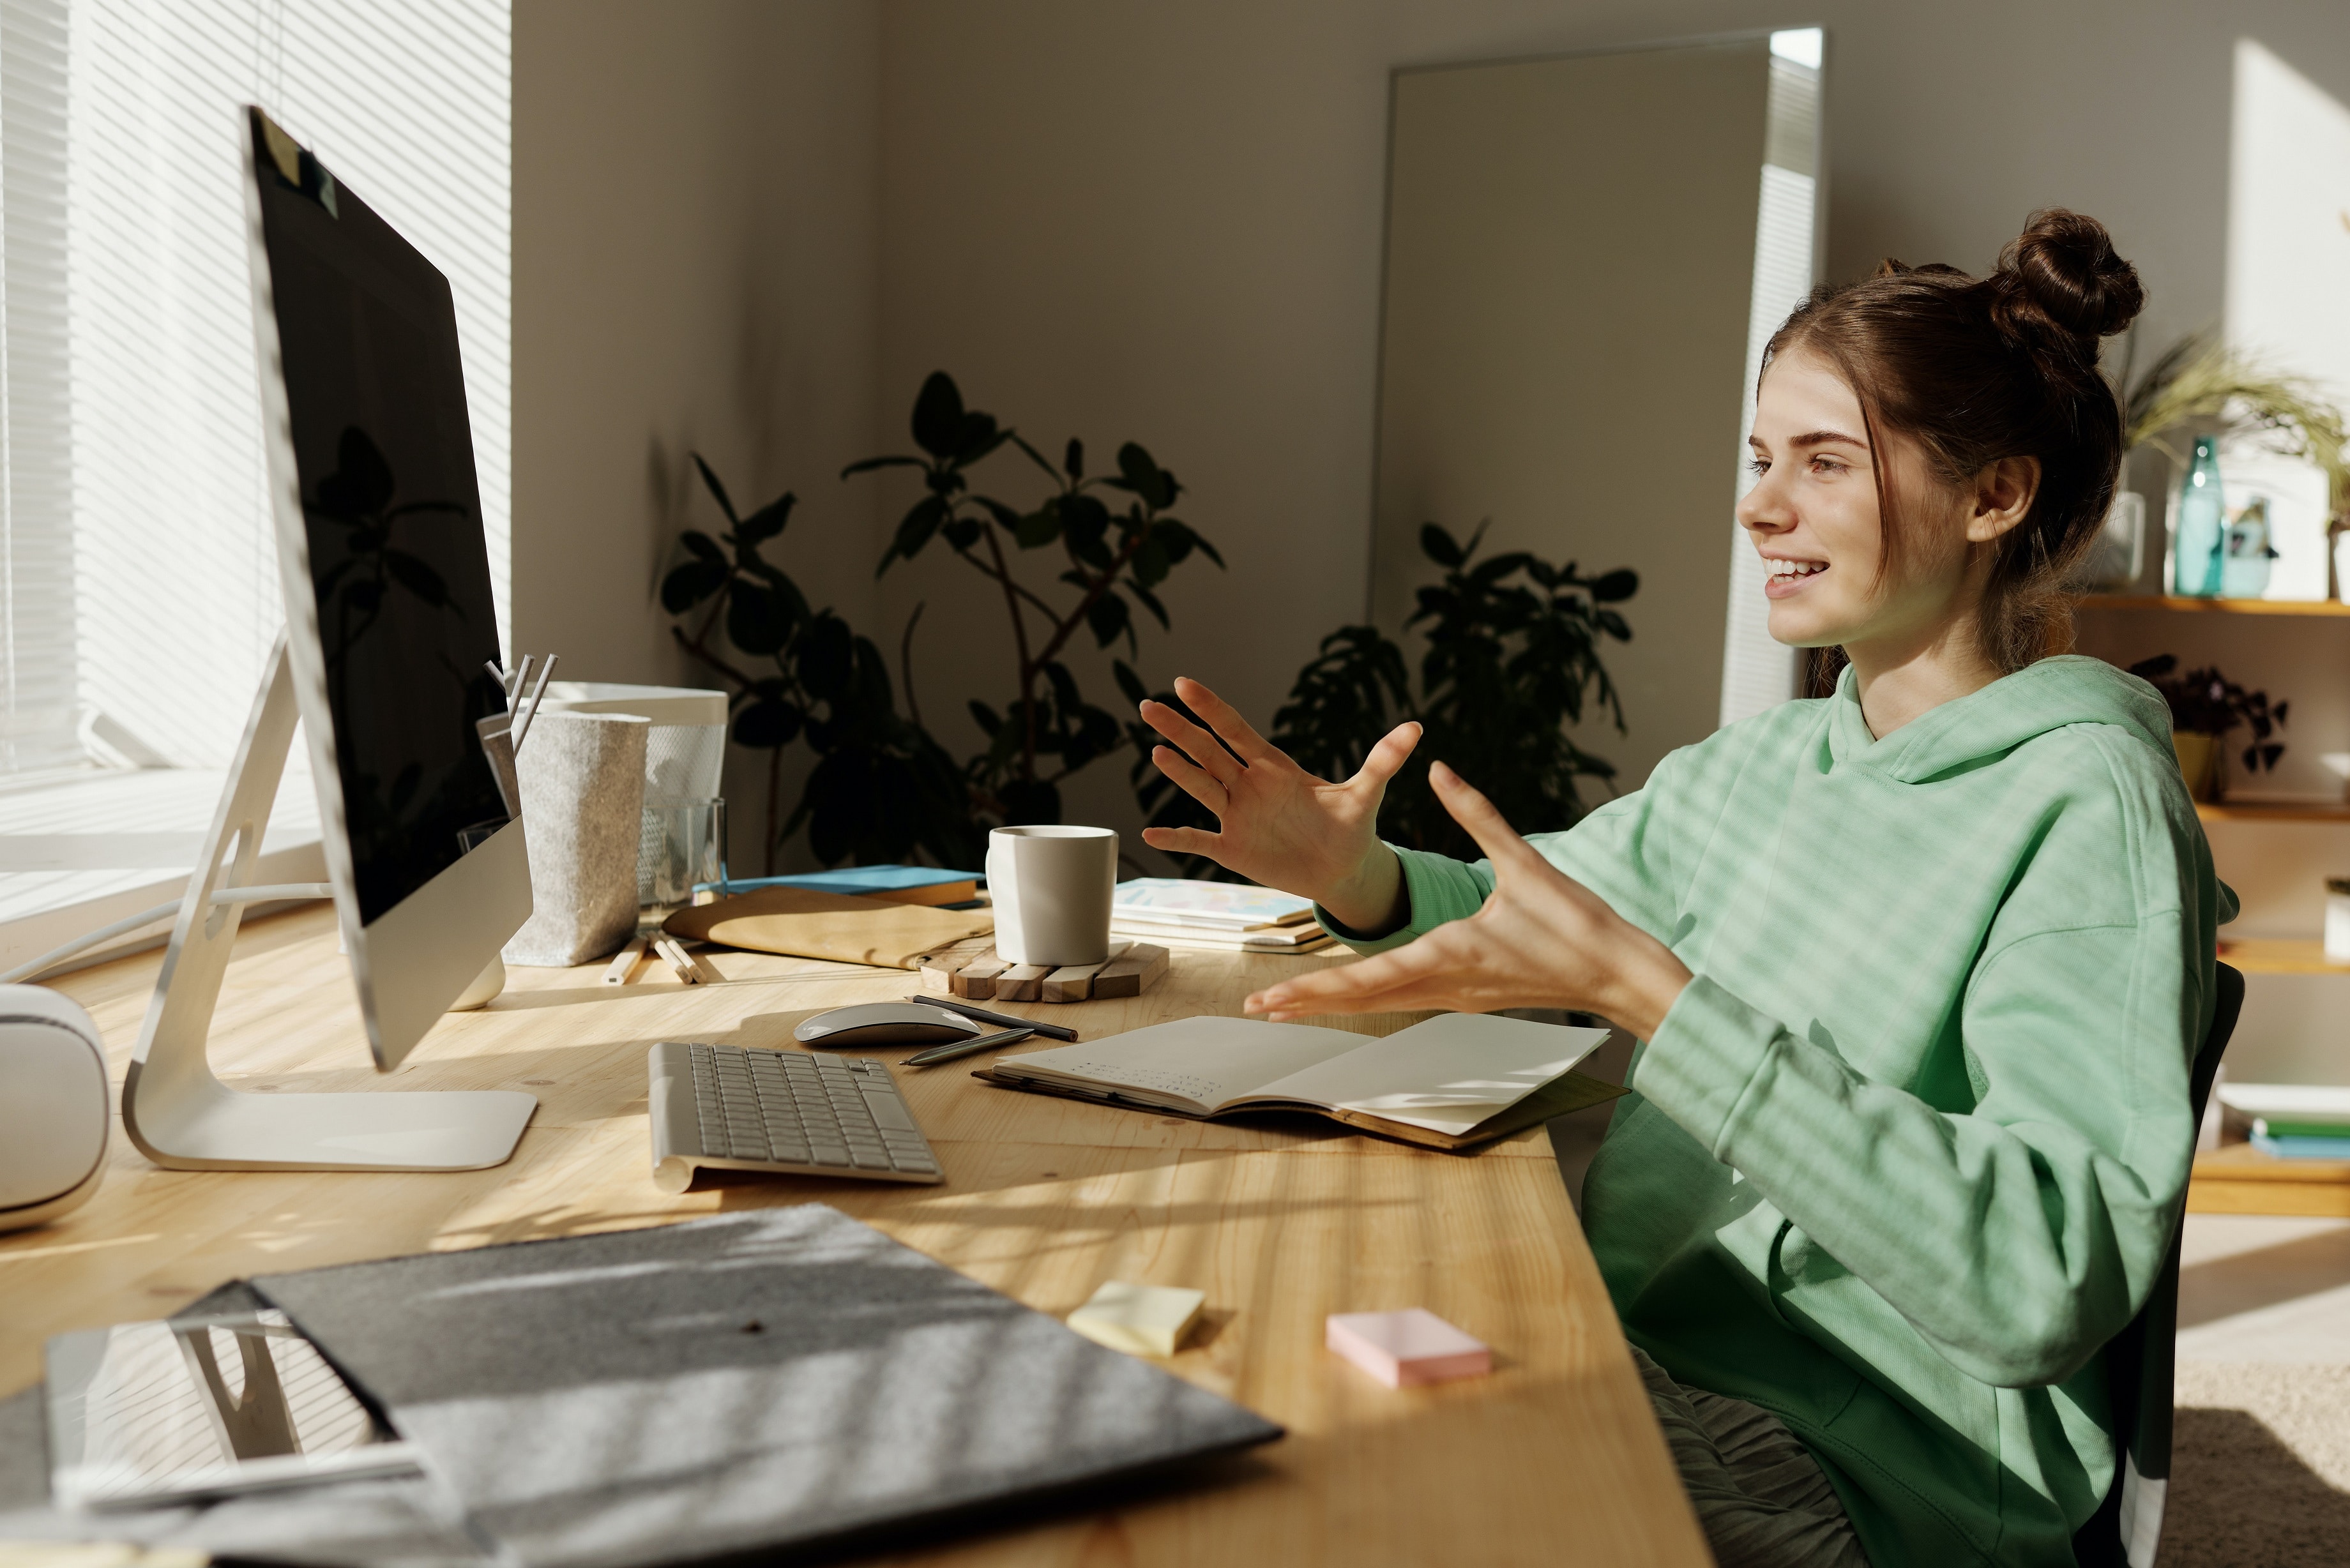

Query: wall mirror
[1371,30,1826,795]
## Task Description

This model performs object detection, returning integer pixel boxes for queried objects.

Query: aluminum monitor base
[121,638,535,1172]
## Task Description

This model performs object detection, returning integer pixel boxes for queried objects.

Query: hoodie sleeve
[1627,741,2215,1388]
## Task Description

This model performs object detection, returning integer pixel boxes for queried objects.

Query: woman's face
[1736,347,1976,652]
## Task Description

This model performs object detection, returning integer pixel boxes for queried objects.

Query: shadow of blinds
[1717,38,1821,728]
[61,0,510,771]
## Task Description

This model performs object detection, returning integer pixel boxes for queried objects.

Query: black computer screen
[251,111,509,926]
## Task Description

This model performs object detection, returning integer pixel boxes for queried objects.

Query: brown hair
[1762,209,2145,672]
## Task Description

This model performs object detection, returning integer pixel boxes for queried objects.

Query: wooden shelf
[2217,938,2350,975]
[2077,594,2350,616]
[2196,801,2350,825]
[2190,1141,2350,1216]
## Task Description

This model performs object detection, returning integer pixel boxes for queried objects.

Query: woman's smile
[1762,556,1829,597]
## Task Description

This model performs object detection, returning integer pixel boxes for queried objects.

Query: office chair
[2073,960,2245,1568]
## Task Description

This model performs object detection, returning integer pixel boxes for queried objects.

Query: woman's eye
[1747,457,1769,476]
[1810,456,1849,476]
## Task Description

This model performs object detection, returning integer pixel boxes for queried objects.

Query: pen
[904,1026,1036,1067]
[905,995,1079,1043]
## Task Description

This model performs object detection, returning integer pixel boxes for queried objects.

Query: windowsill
[0,767,326,977]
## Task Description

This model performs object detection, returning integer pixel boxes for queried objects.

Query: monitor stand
[120,636,536,1172]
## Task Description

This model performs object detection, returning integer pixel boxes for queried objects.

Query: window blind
[1717,35,1822,727]
[0,0,510,775]
[0,0,77,773]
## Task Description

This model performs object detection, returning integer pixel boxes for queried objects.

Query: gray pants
[1631,1345,1870,1568]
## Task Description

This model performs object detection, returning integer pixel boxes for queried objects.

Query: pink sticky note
[1326,1309,1491,1387]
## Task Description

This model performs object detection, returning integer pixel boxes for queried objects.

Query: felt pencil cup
[503,711,648,966]
[987,825,1117,967]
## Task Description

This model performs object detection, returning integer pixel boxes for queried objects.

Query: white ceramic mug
[987,825,1118,967]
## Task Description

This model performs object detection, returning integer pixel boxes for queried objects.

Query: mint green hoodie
[1334,656,2230,1565]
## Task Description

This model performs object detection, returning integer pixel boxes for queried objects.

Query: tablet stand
[120,636,536,1171]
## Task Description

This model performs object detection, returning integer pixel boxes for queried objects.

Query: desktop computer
[119,108,536,1172]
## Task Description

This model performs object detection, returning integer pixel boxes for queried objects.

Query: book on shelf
[2252,1117,2350,1141]
[1111,878,1316,930]
[2215,1082,2350,1125]
[977,1011,1620,1151]
[2252,1126,2350,1161]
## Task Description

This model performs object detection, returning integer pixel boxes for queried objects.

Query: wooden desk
[3,905,1706,1565]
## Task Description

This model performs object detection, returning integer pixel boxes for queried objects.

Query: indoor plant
[665,374,1224,871]
[2121,334,2350,592]
[2126,654,2288,802]
[662,458,977,874]
[843,372,1224,831]
[1212,522,1636,868]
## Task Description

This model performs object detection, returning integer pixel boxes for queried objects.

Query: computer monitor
[250,107,531,1060]
[119,109,536,1171]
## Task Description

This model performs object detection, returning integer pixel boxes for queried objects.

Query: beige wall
[867,0,2350,845]
[513,0,2350,864]
[512,0,881,870]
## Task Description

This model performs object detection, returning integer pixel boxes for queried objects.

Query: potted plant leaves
[2126,654,2288,803]
[1210,522,1635,869]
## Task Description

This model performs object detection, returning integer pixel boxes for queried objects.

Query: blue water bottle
[2172,437,2225,597]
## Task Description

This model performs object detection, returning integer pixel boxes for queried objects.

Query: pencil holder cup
[503,711,648,967]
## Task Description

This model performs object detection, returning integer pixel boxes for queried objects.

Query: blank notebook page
[1249,1013,1608,1135]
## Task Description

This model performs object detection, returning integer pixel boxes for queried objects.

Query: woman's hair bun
[1994,207,2144,343]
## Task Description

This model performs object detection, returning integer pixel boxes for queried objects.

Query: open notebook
[978,1013,1618,1150]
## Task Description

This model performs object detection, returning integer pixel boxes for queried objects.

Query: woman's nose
[1737,473,1793,534]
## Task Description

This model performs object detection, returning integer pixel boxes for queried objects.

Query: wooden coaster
[913,938,1169,1002]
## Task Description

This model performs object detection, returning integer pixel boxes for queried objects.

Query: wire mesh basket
[533,683,728,905]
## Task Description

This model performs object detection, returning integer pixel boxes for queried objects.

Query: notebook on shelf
[978,1012,1619,1150]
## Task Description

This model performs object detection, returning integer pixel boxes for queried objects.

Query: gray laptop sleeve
[1,1207,1279,1568]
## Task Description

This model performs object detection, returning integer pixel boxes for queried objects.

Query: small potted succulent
[2126,655,2288,802]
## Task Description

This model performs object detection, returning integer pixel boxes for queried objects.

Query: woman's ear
[1964,456,2041,543]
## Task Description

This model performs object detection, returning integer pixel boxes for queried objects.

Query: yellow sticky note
[1066,1280,1206,1357]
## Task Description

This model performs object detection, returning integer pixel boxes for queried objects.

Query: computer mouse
[793,1002,983,1047]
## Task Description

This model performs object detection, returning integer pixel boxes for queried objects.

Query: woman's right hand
[1136,676,1421,933]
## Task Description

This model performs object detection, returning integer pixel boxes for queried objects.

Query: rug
[2158,1363,2350,1565]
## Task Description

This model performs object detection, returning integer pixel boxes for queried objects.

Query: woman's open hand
[1244,762,1692,1040]
[1137,677,1420,930]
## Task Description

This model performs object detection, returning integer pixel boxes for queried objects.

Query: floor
[2177,1212,2350,1363]
[2162,1214,2350,1565]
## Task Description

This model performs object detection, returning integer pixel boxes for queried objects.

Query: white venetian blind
[0,0,77,773]
[0,0,510,774]
[1717,30,1823,727]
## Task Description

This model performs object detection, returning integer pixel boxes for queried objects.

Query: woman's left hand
[1245,762,1695,1041]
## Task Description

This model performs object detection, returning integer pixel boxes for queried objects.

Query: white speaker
[0,985,109,1232]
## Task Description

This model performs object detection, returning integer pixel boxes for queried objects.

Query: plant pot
[2172,730,2225,803]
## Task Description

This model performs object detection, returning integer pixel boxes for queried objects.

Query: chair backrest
[2072,960,2245,1568]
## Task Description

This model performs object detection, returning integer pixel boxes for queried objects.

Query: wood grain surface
[3,904,1706,1566]
[2190,1142,2350,1217]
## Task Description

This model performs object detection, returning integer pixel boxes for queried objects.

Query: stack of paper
[1111,878,1335,953]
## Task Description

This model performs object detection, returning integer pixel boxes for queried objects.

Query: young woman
[1134,211,2227,1567]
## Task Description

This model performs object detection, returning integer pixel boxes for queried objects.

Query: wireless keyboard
[648,1041,944,1193]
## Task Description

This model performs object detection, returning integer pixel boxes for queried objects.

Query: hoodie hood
[1827,654,2176,783]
